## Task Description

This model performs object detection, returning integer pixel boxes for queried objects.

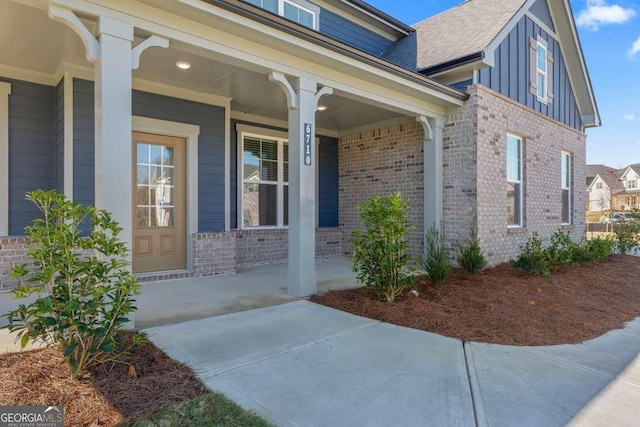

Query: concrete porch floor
[135,256,358,329]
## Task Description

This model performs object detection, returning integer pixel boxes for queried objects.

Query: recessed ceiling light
[176,61,191,70]
[317,103,328,111]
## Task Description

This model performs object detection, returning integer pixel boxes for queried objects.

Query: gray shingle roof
[389,0,528,71]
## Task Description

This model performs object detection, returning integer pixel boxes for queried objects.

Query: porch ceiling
[1,1,407,133]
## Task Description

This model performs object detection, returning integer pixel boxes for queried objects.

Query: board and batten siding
[72,79,226,233]
[319,8,394,55]
[0,77,56,235]
[478,15,583,131]
[231,120,339,229]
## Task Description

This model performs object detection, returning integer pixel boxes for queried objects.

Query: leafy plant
[545,230,578,269]
[613,220,640,255]
[1,190,140,379]
[574,236,615,263]
[351,192,415,303]
[511,233,550,275]
[456,225,487,274]
[423,224,452,286]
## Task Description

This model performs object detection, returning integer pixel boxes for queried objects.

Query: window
[245,0,319,29]
[536,43,547,100]
[627,179,637,189]
[507,135,523,227]
[240,131,289,228]
[530,37,553,103]
[561,151,572,225]
[595,182,603,190]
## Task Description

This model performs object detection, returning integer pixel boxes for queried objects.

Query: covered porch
[0,0,464,296]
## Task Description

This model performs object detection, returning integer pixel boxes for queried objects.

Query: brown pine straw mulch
[311,254,640,346]
[0,332,207,426]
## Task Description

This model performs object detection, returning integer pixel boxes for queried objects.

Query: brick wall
[192,232,237,276]
[236,228,342,267]
[0,237,29,289]
[444,85,587,265]
[339,122,425,261]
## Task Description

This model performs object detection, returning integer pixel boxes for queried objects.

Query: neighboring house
[0,0,599,296]
[587,164,640,212]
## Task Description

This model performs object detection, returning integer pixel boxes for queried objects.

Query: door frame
[132,116,200,270]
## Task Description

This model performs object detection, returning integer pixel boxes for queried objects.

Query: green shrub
[456,225,487,274]
[423,224,452,286]
[575,236,615,263]
[351,192,415,303]
[511,233,550,275]
[545,230,578,269]
[1,190,140,379]
[613,221,640,255]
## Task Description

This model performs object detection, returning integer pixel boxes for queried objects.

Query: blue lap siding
[319,8,394,55]
[0,78,56,235]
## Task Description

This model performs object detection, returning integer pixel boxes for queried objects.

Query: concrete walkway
[136,256,357,329]
[146,301,640,427]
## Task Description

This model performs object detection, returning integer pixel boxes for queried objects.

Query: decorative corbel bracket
[269,72,298,109]
[315,86,333,108]
[48,5,100,63]
[132,36,169,70]
[416,115,433,141]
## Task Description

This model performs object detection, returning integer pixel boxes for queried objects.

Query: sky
[365,0,640,169]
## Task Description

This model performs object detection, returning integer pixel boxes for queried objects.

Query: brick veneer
[338,122,425,261]
[444,85,587,264]
[236,228,342,267]
[0,237,29,289]
[0,229,342,288]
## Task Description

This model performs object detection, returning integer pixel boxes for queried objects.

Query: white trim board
[0,82,10,236]
[132,116,200,270]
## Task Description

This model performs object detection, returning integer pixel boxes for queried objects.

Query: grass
[586,211,604,222]
[126,392,273,427]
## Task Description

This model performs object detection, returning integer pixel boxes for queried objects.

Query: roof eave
[204,0,468,102]
[418,52,485,76]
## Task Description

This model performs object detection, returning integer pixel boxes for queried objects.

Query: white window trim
[132,116,200,270]
[279,0,320,30]
[561,151,572,225]
[0,82,10,236]
[236,123,319,230]
[507,134,523,229]
[627,179,637,189]
[536,38,548,104]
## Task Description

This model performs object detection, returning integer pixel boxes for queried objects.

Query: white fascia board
[547,0,600,127]
[51,0,459,118]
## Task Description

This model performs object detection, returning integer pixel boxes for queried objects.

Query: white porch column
[269,73,332,297]
[288,77,317,297]
[418,116,445,232]
[94,17,134,262]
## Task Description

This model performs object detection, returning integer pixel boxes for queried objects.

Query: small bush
[511,233,550,275]
[575,236,615,263]
[456,225,487,274]
[546,230,578,269]
[613,221,640,255]
[423,224,452,286]
[351,192,415,303]
[1,190,140,379]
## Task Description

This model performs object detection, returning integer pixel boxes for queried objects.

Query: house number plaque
[304,123,312,166]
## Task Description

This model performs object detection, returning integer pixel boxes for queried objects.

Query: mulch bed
[311,255,640,346]
[0,332,207,426]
